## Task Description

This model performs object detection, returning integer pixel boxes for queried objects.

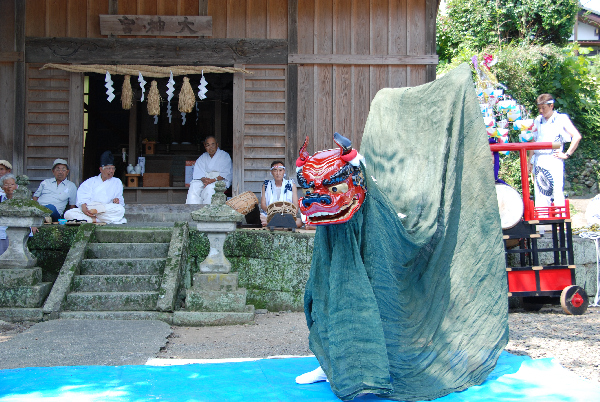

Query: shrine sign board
[100,15,212,37]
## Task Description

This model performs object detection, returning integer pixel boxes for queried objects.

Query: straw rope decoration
[40,64,251,77]
[147,80,160,116]
[178,77,195,114]
[121,75,133,110]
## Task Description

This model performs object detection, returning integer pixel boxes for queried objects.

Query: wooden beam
[288,54,438,65]
[25,37,288,65]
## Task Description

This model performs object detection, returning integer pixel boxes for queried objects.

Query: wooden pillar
[232,65,245,197]
[128,100,137,166]
[425,0,439,83]
[14,0,26,175]
[214,100,222,144]
[286,0,298,171]
[0,0,17,164]
[69,73,84,186]
[198,0,208,16]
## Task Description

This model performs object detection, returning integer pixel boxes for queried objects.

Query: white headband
[537,99,554,105]
[270,165,285,170]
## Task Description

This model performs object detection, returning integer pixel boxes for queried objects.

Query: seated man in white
[64,151,126,224]
[186,136,232,204]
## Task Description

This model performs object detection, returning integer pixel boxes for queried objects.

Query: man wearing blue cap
[33,158,77,222]
[64,151,126,224]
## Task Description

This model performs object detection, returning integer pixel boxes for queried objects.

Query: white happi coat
[64,174,126,224]
[186,148,232,204]
[531,111,575,207]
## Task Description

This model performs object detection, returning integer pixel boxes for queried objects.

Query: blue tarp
[0,352,598,401]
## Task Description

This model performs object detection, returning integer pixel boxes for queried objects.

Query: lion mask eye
[328,182,348,193]
[303,187,314,196]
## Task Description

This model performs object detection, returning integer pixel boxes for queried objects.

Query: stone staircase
[60,227,174,320]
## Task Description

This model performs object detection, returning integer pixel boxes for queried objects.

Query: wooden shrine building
[0,0,439,203]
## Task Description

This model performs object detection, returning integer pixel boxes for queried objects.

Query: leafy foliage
[438,0,579,64]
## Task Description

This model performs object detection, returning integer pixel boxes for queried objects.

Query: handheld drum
[266,201,297,224]
[225,191,258,215]
[495,183,524,229]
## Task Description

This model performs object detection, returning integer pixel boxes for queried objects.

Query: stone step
[86,243,170,259]
[65,291,159,311]
[0,283,52,308]
[59,310,173,323]
[72,275,161,292]
[173,305,255,326]
[93,227,173,244]
[80,258,166,275]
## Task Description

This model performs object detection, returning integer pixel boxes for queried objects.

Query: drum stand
[267,214,297,232]
[503,219,588,314]
[577,231,600,307]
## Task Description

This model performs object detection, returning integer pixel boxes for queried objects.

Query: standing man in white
[527,94,582,207]
[64,151,127,224]
[186,136,232,204]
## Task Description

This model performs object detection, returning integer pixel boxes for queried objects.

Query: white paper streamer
[138,72,147,102]
[105,71,115,102]
[154,115,158,124]
[195,102,199,123]
[181,112,186,125]
[166,71,175,123]
[198,70,208,100]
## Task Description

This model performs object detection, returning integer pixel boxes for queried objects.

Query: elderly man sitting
[64,151,126,224]
[186,136,232,204]
[0,160,12,198]
[33,158,77,222]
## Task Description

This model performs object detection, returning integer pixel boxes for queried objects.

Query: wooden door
[25,64,83,189]
[233,64,287,197]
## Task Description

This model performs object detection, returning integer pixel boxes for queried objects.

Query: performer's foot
[295,366,328,384]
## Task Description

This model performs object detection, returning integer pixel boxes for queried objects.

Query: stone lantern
[184,180,253,323]
[0,175,52,315]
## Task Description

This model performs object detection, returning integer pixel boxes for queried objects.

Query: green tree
[438,0,579,63]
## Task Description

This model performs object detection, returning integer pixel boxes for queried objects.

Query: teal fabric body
[304,64,509,401]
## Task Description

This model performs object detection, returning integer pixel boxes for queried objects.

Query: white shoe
[295,366,328,384]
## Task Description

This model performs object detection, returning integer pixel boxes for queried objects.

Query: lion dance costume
[296,64,509,401]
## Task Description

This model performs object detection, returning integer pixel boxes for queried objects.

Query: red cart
[490,141,589,315]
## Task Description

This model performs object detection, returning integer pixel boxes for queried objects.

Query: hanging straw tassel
[121,75,133,110]
[147,80,160,116]
[178,76,195,113]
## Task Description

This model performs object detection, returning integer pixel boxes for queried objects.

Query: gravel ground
[161,306,600,383]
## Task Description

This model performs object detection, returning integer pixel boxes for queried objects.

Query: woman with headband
[528,93,582,208]
[260,160,302,228]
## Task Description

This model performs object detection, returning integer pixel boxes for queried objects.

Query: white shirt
[533,111,575,156]
[33,178,78,215]
[264,178,295,206]
[76,174,125,207]
[192,148,233,188]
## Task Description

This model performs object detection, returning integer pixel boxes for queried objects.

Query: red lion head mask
[296,133,366,225]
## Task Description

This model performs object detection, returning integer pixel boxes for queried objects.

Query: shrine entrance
[82,72,233,204]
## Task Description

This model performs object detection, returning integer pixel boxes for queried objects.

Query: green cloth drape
[304,64,508,401]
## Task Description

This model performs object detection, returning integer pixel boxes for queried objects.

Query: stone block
[246,289,304,312]
[173,306,254,326]
[0,307,44,322]
[224,230,274,259]
[193,273,239,291]
[72,274,161,292]
[186,288,248,312]
[0,268,42,288]
[80,258,166,275]
[59,310,173,323]
[0,282,52,308]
